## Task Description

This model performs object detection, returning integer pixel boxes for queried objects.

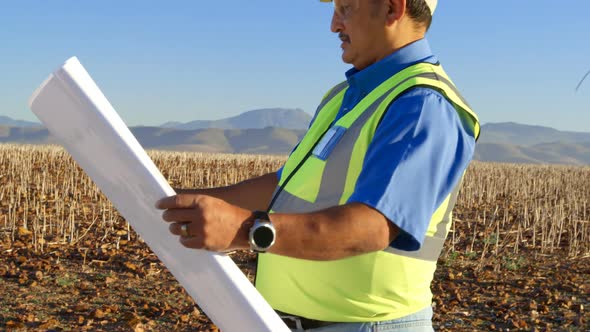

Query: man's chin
[341,51,354,65]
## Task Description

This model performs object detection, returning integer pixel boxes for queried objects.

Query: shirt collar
[345,38,438,96]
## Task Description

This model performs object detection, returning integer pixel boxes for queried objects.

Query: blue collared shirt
[279,39,476,251]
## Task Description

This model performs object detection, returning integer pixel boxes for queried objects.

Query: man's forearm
[175,172,278,211]
[263,203,399,260]
[158,193,399,260]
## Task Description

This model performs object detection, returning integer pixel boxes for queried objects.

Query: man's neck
[361,34,424,70]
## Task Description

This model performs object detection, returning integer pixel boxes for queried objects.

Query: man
[156,0,479,331]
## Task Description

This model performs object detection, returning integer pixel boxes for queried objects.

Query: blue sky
[1,1,590,132]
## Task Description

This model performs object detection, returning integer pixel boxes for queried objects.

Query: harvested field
[0,144,588,331]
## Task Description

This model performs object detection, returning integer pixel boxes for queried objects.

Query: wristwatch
[248,211,276,253]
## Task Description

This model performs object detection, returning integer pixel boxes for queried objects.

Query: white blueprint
[28,57,288,332]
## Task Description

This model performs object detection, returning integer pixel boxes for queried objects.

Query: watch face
[253,225,274,249]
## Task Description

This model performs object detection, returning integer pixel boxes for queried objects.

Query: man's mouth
[339,33,351,44]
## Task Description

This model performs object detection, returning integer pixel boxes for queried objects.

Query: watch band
[252,210,270,221]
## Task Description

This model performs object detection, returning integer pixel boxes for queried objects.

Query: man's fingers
[162,209,197,223]
[169,223,179,235]
[168,223,199,237]
[170,223,208,249]
[179,233,205,249]
[156,194,200,210]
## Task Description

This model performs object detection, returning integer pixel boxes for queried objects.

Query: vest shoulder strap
[377,63,481,140]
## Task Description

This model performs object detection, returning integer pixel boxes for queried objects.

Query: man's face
[331,0,386,70]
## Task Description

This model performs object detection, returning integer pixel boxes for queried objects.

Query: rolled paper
[28,57,288,332]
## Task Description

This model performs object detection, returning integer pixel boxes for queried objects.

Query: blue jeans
[289,306,434,332]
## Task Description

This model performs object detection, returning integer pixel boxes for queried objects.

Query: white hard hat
[425,0,437,15]
[321,0,437,15]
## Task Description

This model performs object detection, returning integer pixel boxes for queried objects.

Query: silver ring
[180,223,191,237]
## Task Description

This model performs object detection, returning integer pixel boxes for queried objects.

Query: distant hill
[479,122,590,146]
[0,125,305,155]
[474,142,590,165]
[0,116,40,128]
[1,115,589,164]
[135,126,305,154]
[474,122,590,165]
[0,125,55,144]
[161,108,312,130]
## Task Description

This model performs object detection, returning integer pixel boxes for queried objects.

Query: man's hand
[155,194,252,252]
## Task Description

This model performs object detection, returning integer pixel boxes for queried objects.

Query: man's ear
[386,0,406,25]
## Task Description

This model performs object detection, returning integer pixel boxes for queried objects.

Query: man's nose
[331,11,343,33]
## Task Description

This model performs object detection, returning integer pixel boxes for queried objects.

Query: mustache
[339,33,350,42]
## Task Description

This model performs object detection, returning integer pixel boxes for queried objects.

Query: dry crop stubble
[456,161,590,259]
[0,145,286,250]
[1,145,587,257]
[0,144,588,330]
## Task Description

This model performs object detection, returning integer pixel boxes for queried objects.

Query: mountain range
[0,116,41,128]
[161,108,312,130]
[1,111,588,165]
[475,123,590,165]
[478,122,590,146]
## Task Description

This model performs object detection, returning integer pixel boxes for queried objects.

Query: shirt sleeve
[346,88,476,251]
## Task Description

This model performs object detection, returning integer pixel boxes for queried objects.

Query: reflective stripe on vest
[257,62,480,322]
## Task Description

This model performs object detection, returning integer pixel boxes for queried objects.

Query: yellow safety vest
[256,62,480,322]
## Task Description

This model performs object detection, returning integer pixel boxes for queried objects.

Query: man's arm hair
[175,172,278,212]
[267,202,399,260]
